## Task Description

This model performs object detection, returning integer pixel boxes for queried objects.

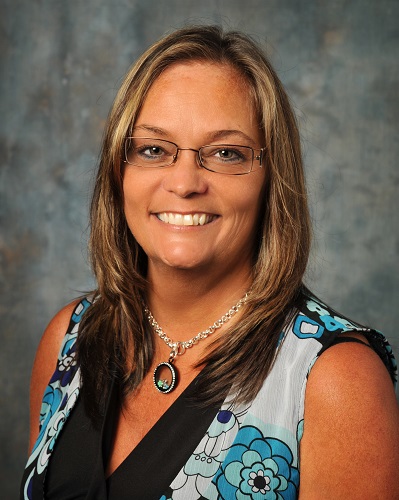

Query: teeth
[157,213,167,223]
[174,213,183,225]
[183,214,193,225]
[156,213,215,226]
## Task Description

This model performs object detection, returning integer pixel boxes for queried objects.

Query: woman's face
[123,61,266,281]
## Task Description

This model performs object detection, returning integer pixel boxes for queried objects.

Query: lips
[156,212,217,226]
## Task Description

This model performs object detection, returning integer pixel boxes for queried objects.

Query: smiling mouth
[156,212,217,226]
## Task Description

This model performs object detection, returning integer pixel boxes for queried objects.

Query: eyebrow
[132,125,257,146]
[133,125,167,136]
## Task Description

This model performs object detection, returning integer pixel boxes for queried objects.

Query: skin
[28,61,399,497]
[300,341,399,499]
[28,300,79,453]
[30,60,267,470]
[123,62,266,314]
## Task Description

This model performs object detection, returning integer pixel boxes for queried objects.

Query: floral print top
[21,294,397,499]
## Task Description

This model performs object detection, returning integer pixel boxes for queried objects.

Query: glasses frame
[123,137,264,175]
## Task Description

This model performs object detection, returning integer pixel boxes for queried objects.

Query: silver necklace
[144,293,248,393]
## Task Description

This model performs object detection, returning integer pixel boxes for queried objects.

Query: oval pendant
[153,361,178,394]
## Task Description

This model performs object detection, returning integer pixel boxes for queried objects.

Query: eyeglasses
[124,137,264,175]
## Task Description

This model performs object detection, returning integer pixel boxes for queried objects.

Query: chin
[153,248,213,271]
[162,256,208,271]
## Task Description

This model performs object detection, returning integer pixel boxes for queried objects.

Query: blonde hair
[78,25,311,416]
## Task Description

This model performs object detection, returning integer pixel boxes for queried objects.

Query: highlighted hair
[77,25,311,418]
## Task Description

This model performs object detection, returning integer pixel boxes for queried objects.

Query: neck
[145,264,251,342]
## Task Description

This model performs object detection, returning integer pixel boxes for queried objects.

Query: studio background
[1,0,398,497]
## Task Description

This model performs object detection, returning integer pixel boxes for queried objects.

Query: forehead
[154,60,249,87]
[135,61,261,143]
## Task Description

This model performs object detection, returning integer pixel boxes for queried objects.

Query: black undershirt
[46,373,220,500]
[45,337,375,499]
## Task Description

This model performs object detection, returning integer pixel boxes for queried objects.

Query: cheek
[122,183,133,218]
[220,181,266,255]
[235,176,266,223]
[123,169,146,207]
[244,182,267,244]
[122,176,142,229]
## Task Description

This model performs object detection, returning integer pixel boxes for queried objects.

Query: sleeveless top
[20,293,397,499]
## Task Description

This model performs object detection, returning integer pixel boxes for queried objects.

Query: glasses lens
[125,138,177,167]
[200,145,253,174]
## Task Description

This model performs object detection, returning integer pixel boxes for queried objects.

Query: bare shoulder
[28,299,81,452]
[299,341,399,499]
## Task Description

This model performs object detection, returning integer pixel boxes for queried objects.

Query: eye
[124,138,177,166]
[215,148,244,163]
[136,144,168,160]
[216,148,242,161]
[201,145,249,165]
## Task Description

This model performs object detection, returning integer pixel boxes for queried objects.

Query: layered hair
[77,25,311,418]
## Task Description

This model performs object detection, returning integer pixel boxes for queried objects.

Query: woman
[21,26,398,499]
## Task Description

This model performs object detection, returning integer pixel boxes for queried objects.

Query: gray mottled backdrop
[1,0,398,496]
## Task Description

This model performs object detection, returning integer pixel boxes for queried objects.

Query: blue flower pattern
[22,298,91,499]
[162,297,396,499]
[22,296,397,500]
[166,404,299,500]
[214,426,299,499]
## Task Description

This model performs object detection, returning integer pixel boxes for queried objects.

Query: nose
[161,149,208,198]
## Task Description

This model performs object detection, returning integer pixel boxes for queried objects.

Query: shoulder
[33,299,82,372]
[28,299,82,451]
[300,340,399,498]
[290,291,397,382]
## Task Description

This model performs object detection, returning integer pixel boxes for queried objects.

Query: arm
[299,341,399,499]
[28,301,79,453]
